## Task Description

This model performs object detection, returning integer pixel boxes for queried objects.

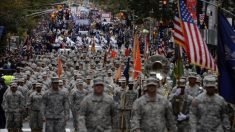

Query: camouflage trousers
[113,110,132,132]
[45,118,66,132]
[177,121,190,132]
[5,112,22,129]
[29,110,43,130]
[71,109,78,132]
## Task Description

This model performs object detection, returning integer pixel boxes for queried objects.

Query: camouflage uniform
[119,89,138,131]
[78,93,116,132]
[2,88,24,131]
[27,90,43,132]
[131,94,177,132]
[170,93,192,132]
[185,84,202,98]
[41,89,70,132]
[190,92,231,132]
[70,88,87,131]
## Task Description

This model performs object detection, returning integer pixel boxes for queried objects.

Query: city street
[0,0,235,132]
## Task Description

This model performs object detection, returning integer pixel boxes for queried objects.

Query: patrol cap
[203,76,217,88]
[188,72,197,79]
[86,75,92,80]
[108,69,112,74]
[93,77,104,86]
[145,77,159,87]
[36,83,42,87]
[10,83,17,87]
[51,77,59,83]
[18,79,24,83]
[32,80,37,85]
[77,79,83,84]
[178,78,186,87]
[196,76,201,83]
[129,78,134,85]
[119,76,126,83]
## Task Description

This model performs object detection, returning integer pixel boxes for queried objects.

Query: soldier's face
[206,86,216,96]
[36,87,42,92]
[188,77,196,85]
[52,82,59,89]
[11,86,17,93]
[147,85,157,93]
[94,84,104,95]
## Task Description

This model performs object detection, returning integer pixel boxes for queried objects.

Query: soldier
[170,78,192,132]
[131,77,177,132]
[59,80,69,96]
[2,83,24,132]
[78,77,116,132]
[190,76,231,132]
[185,72,203,98]
[41,77,70,132]
[119,79,138,131]
[70,79,87,132]
[28,83,43,132]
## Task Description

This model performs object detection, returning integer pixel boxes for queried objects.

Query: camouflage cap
[51,77,59,83]
[36,83,42,87]
[203,76,217,88]
[188,72,197,78]
[10,82,17,87]
[145,77,159,87]
[93,77,104,86]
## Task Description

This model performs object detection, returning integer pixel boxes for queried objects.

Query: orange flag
[57,57,63,79]
[134,36,142,80]
[114,66,122,81]
[132,34,138,59]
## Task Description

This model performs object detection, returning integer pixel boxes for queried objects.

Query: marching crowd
[0,4,234,132]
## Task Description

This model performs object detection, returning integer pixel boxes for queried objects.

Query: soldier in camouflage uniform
[131,77,177,132]
[2,83,24,132]
[170,78,192,132]
[70,79,87,132]
[119,79,138,131]
[27,83,43,132]
[78,77,116,132]
[190,76,231,132]
[41,77,70,132]
[185,72,203,98]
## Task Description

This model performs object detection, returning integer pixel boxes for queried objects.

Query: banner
[218,13,235,104]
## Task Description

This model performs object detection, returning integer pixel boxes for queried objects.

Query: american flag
[156,30,166,56]
[173,0,218,72]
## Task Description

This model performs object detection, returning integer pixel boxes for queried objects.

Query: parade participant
[119,78,138,131]
[84,76,93,93]
[131,77,177,132]
[70,79,87,132]
[190,76,231,132]
[0,78,7,128]
[185,72,203,98]
[2,83,24,132]
[59,80,69,96]
[78,77,116,132]
[28,83,43,132]
[41,77,70,132]
[170,78,192,132]
[42,73,50,89]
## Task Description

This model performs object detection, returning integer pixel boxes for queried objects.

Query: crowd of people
[0,3,234,132]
